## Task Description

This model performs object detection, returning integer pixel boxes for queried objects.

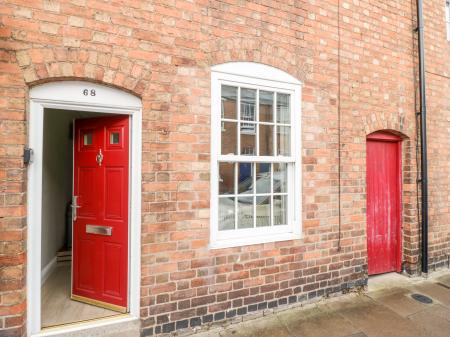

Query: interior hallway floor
[194,270,450,337]
[41,264,120,328]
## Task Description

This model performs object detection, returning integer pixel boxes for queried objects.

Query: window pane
[221,121,237,155]
[255,163,271,194]
[219,163,235,195]
[273,195,287,225]
[237,197,254,229]
[238,163,253,194]
[240,132,256,156]
[273,163,287,193]
[259,124,273,156]
[256,196,271,227]
[277,93,290,124]
[259,91,274,122]
[110,132,120,144]
[83,132,92,145]
[240,88,256,122]
[219,197,235,231]
[221,85,237,119]
[277,126,290,156]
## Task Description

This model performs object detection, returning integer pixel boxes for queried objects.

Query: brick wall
[0,1,448,336]
[422,0,450,271]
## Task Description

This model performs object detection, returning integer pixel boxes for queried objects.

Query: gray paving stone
[336,300,426,337]
[367,289,429,317]
[219,315,292,337]
[277,306,360,337]
[407,304,450,337]
[411,282,450,308]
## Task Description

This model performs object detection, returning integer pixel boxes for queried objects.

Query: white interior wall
[41,109,107,272]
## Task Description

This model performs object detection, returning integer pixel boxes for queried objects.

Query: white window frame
[446,0,450,40]
[210,62,302,249]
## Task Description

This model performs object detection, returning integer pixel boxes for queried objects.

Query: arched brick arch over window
[201,37,313,83]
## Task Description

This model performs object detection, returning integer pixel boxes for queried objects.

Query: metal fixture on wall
[415,0,429,274]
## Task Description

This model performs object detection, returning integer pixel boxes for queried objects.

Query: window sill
[209,232,301,249]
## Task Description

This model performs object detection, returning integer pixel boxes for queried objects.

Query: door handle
[71,195,81,221]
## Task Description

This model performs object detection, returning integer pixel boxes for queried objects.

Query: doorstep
[33,316,140,337]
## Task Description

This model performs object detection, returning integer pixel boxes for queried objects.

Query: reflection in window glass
[237,197,254,229]
[240,133,256,156]
[273,163,287,193]
[221,85,238,120]
[277,93,290,123]
[240,88,256,122]
[219,197,235,230]
[256,196,271,227]
[238,163,253,194]
[259,91,274,122]
[259,124,273,156]
[277,126,291,156]
[219,163,235,195]
[274,195,287,225]
[256,163,271,194]
[221,121,237,155]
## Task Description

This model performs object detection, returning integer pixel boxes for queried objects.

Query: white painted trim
[210,233,302,249]
[211,62,302,86]
[27,81,142,336]
[41,256,57,286]
[210,65,302,249]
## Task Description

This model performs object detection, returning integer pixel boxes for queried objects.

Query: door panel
[78,239,96,291]
[366,134,401,275]
[72,116,129,311]
[105,168,124,219]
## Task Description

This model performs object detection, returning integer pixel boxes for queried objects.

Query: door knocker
[96,149,104,166]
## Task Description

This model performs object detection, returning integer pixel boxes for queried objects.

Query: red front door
[366,132,402,275]
[72,116,129,311]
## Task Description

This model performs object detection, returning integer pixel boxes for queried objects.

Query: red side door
[72,116,129,311]
[366,132,402,275]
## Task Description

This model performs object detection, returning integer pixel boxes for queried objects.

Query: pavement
[194,270,450,337]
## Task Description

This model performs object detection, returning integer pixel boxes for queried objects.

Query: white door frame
[27,81,142,336]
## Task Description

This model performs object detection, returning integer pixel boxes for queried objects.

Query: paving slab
[219,315,292,337]
[277,305,361,337]
[336,300,426,337]
[367,288,429,317]
[367,273,413,292]
[411,282,450,308]
[407,304,450,337]
[435,274,450,288]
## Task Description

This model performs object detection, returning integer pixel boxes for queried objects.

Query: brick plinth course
[0,1,448,336]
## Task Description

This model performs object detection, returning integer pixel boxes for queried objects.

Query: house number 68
[83,89,96,96]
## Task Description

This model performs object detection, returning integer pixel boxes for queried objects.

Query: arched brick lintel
[367,129,409,141]
[363,117,413,141]
[15,49,150,97]
[203,37,312,83]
